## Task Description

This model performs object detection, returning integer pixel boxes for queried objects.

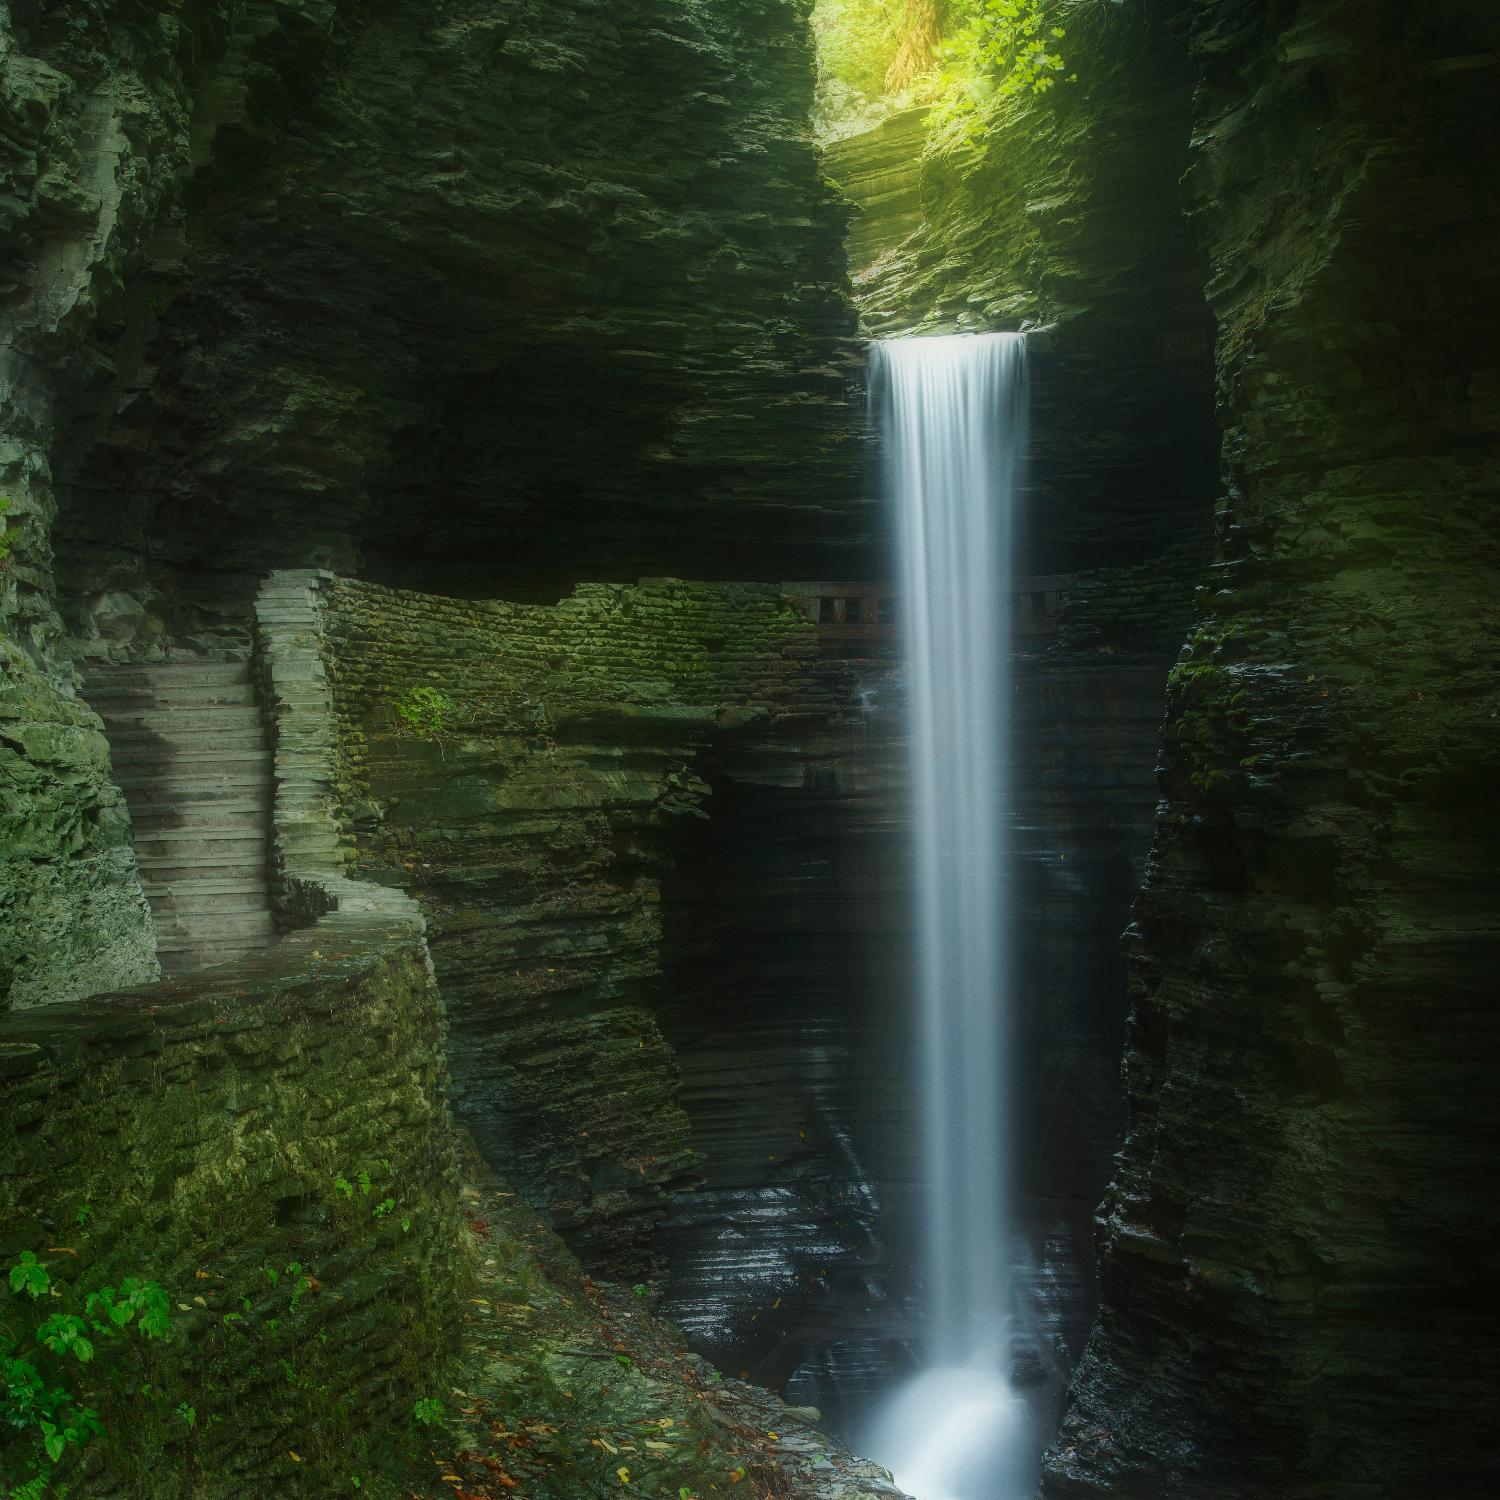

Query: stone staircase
[85,660,278,975]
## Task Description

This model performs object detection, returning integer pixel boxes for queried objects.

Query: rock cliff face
[654,640,1181,1434]
[315,576,871,1275]
[822,0,1219,573]
[1043,2,1500,1495]
[1,0,862,1005]
[3,0,1494,1489]
[5,0,863,647]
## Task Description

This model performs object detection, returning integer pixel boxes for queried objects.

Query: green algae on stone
[0,927,468,1495]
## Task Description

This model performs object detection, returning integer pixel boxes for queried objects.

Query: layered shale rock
[3,0,865,651]
[1043,3,1500,1495]
[0,644,157,1006]
[822,0,1219,573]
[308,576,875,1276]
[1,0,862,994]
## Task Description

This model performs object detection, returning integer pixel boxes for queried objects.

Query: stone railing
[253,569,427,944]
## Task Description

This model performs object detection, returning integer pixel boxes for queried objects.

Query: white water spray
[867,333,1030,1500]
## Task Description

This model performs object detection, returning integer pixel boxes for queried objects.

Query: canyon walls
[2,0,862,999]
[822,0,1218,574]
[1043,2,1500,1495]
[7,0,863,645]
[309,575,874,1278]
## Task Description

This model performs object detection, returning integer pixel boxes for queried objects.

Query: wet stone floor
[414,1151,909,1500]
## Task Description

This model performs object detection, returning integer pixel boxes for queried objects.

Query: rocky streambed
[421,1145,911,1500]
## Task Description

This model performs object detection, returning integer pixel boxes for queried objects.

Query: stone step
[88,662,252,691]
[136,840,268,869]
[115,772,274,801]
[113,741,276,768]
[159,942,273,976]
[143,874,267,898]
[129,800,270,830]
[141,866,269,889]
[88,682,259,711]
[156,944,277,971]
[154,911,278,946]
[97,706,265,735]
[109,727,268,755]
[143,876,267,894]
[148,890,270,916]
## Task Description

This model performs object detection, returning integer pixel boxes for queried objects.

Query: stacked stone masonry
[0,926,466,1495]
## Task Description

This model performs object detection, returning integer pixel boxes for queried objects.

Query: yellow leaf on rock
[617,1466,631,1484]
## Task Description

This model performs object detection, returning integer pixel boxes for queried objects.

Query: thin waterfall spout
[866,332,1031,1500]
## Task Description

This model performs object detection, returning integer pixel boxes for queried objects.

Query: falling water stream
[866,333,1031,1500]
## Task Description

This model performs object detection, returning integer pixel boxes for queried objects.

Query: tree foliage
[811,0,1072,142]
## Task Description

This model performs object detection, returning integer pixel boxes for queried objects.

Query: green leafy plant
[928,0,1073,146]
[85,1279,173,1341]
[36,1315,94,1365]
[8,1254,49,1300]
[411,1396,444,1427]
[391,684,454,740]
[632,1283,648,1300]
[811,0,1072,141]
[3,1255,171,1483]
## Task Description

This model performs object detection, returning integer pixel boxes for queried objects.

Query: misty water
[866,333,1033,1500]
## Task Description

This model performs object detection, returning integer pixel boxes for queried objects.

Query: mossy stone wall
[0,925,465,1497]
[318,577,828,1274]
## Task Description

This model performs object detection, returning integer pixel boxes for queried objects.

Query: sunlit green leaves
[811,0,1074,143]
[36,1316,93,1364]
[8,1254,49,1301]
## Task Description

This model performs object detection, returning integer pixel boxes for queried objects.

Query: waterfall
[867,333,1030,1500]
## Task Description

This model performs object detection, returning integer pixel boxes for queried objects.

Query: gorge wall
[822,0,1218,574]
[1043,2,1500,1496]
[310,575,871,1277]
[2,0,1494,1492]
[2,0,863,1007]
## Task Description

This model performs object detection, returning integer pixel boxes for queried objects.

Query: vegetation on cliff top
[812,0,1072,142]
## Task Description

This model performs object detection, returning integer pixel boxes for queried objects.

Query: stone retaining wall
[0,923,465,1496]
